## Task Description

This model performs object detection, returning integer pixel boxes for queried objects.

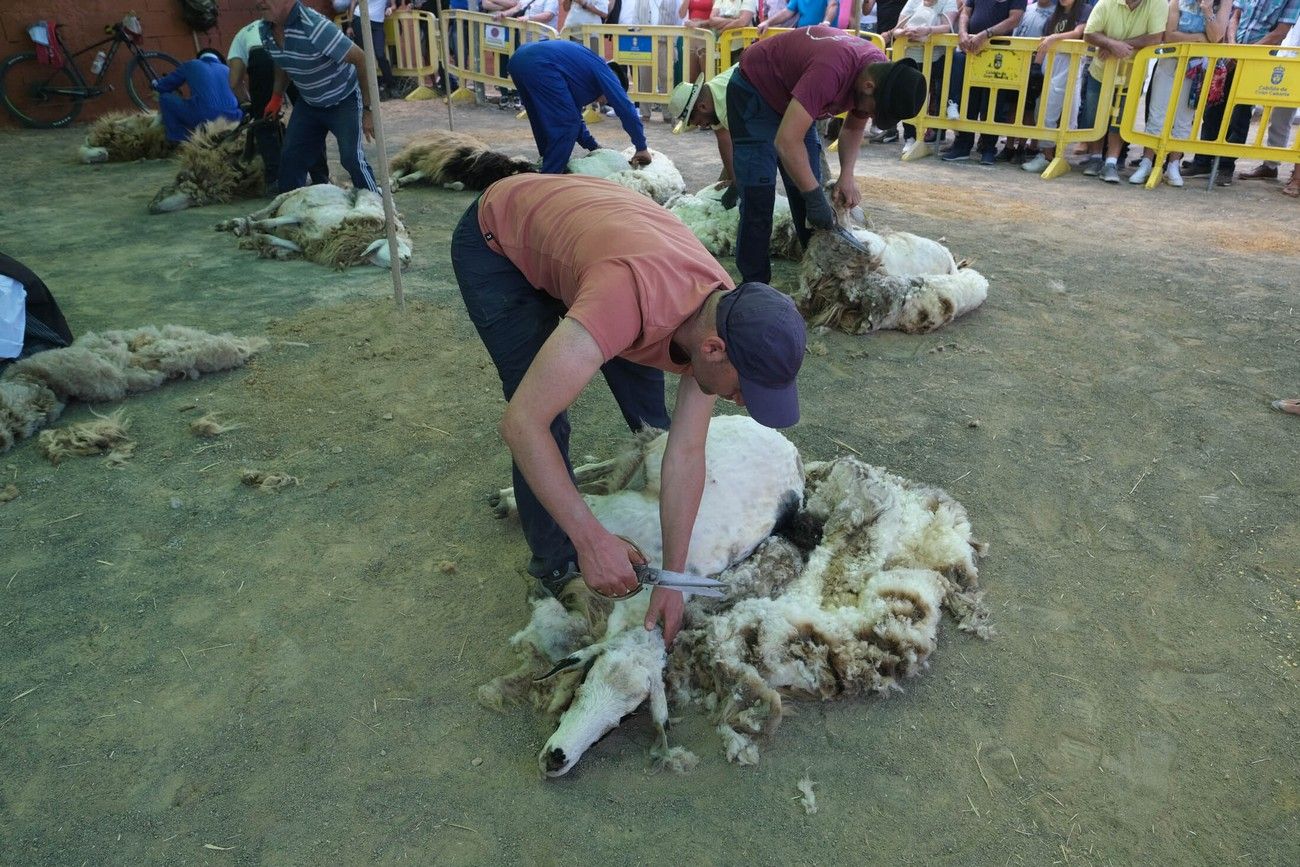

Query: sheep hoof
[488,487,515,519]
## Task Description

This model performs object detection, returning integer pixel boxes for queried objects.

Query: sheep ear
[533,646,602,682]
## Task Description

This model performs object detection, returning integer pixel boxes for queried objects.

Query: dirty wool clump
[0,325,267,454]
[215,184,413,269]
[480,416,991,777]
[796,226,989,335]
[149,117,264,214]
[389,129,536,191]
[189,412,238,438]
[79,111,171,164]
[241,469,299,491]
[38,410,134,466]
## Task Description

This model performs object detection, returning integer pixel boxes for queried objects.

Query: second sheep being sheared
[150,117,265,214]
[796,226,989,335]
[479,415,989,777]
[388,130,537,192]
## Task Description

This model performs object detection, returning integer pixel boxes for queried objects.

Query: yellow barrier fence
[441,10,559,95]
[1120,41,1300,189]
[387,10,440,79]
[567,24,716,108]
[897,34,1123,180]
[716,27,885,72]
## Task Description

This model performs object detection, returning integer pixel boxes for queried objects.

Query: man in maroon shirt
[727,25,927,284]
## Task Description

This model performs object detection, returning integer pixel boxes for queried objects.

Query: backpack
[177,0,219,32]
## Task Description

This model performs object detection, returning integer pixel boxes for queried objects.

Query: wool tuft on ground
[0,325,266,454]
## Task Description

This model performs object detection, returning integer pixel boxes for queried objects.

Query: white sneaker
[946,100,960,120]
[901,137,917,156]
[1164,163,1184,187]
[1021,153,1049,173]
[1129,157,1153,185]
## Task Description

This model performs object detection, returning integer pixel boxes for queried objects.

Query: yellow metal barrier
[441,10,559,95]
[388,10,440,78]
[897,34,1119,179]
[568,24,716,107]
[1120,41,1300,189]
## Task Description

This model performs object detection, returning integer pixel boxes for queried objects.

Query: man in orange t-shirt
[452,174,807,645]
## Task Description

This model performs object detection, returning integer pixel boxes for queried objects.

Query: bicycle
[0,13,181,129]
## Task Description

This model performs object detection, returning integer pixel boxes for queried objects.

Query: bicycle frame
[46,24,160,99]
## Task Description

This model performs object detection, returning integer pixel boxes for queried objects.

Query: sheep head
[537,627,666,778]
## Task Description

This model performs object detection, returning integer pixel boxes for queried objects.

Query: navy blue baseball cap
[716,282,807,428]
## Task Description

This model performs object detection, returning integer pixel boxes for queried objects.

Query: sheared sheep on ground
[667,184,802,260]
[215,184,412,269]
[795,225,989,335]
[479,415,989,777]
[567,147,685,205]
[0,325,266,454]
[389,130,536,192]
[78,111,172,164]
[149,117,264,214]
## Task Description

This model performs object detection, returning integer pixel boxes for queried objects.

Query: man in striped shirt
[256,0,379,193]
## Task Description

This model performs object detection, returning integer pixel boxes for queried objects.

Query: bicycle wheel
[125,50,180,111]
[0,51,83,128]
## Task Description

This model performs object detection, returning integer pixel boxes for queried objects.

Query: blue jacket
[154,55,241,120]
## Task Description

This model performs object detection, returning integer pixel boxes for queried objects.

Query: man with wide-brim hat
[726,25,928,284]
[668,64,740,201]
[452,173,807,646]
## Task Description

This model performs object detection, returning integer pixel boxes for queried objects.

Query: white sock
[1105,157,1118,167]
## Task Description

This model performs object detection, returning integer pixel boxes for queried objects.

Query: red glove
[263,92,283,118]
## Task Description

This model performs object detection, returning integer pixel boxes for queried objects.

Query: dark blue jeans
[350,19,396,89]
[452,200,670,580]
[727,68,821,285]
[277,88,376,193]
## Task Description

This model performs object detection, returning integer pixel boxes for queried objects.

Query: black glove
[801,187,836,230]
[720,183,738,210]
[239,101,254,121]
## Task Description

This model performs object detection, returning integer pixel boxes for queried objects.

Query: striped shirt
[259,2,358,108]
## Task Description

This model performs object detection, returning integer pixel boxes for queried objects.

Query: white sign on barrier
[485,25,509,49]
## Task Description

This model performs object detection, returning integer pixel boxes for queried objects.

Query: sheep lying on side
[567,147,686,205]
[149,117,264,214]
[389,130,536,192]
[795,226,989,335]
[479,415,989,776]
[215,184,412,269]
[78,111,172,164]
[667,184,802,261]
[479,415,805,777]
[0,325,267,454]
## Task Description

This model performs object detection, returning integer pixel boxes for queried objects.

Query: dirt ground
[0,98,1296,866]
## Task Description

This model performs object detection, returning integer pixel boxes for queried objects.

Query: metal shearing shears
[632,563,728,599]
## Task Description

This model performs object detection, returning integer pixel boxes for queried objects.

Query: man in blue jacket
[152,49,244,144]
[508,40,653,173]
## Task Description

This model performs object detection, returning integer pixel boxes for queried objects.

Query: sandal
[1272,399,1300,415]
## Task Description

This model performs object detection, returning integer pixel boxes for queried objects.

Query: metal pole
[357,8,406,309]
[442,13,455,131]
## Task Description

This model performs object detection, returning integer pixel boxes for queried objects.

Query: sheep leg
[247,232,302,260]
[246,215,303,233]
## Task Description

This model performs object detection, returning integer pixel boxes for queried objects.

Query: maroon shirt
[739,26,888,118]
